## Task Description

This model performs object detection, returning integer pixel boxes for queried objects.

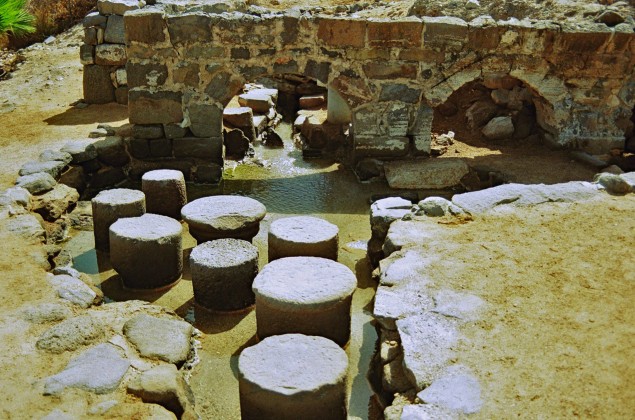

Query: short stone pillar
[190,239,259,311]
[268,216,339,261]
[253,257,356,346]
[141,169,187,220]
[109,213,183,290]
[238,334,348,420]
[92,188,146,251]
[181,195,266,243]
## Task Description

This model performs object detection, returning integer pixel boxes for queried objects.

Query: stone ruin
[80,0,635,184]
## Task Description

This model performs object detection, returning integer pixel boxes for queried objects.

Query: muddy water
[66,123,397,419]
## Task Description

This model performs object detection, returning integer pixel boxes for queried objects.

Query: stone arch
[431,71,558,147]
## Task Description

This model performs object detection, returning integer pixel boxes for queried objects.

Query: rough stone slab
[19,160,66,179]
[105,14,125,44]
[379,249,437,288]
[40,150,72,165]
[400,404,458,420]
[36,314,104,354]
[21,302,72,323]
[123,314,193,364]
[97,0,139,15]
[15,173,56,195]
[595,173,632,195]
[355,136,409,158]
[370,197,412,238]
[48,274,99,308]
[482,116,514,140]
[5,214,45,243]
[432,290,484,321]
[238,89,276,113]
[129,89,183,125]
[172,137,223,161]
[416,365,483,414]
[396,313,460,389]
[621,172,635,189]
[417,197,456,217]
[189,102,223,137]
[374,283,434,331]
[451,182,601,215]
[127,364,195,418]
[84,65,115,104]
[383,218,454,257]
[94,136,130,167]
[382,355,413,393]
[32,184,79,221]
[124,9,166,44]
[79,45,94,66]
[223,106,254,127]
[61,140,98,163]
[83,11,107,27]
[95,44,126,66]
[4,186,31,207]
[384,159,469,189]
[44,343,129,395]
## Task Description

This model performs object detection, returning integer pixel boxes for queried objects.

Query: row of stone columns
[90,169,354,418]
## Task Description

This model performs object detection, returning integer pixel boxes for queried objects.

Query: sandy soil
[0,14,633,419]
[402,195,635,418]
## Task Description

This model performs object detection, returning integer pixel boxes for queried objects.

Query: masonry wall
[82,2,635,173]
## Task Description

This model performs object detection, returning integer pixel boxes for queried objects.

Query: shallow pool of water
[66,123,398,419]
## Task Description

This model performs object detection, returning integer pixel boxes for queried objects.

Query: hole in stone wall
[431,75,556,190]
[221,75,352,162]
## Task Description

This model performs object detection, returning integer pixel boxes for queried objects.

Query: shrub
[5,0,96,48]
[0,0,36,37]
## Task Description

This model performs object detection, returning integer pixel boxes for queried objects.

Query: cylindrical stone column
[181,195,266,243]
[190,239,258,311]
[109,213,183,290]
[238,334,348,420]
[141,169,187,220]
[268,216,339,261]
[253,257,356,346]
[92,188,145,251]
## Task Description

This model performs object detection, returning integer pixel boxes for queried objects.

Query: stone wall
[82,1,635,170]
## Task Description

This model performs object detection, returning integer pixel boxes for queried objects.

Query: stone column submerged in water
[181,195,267,243]
[268,216,339,261]
[141,169,187,220]
[253,256,356,346]
[91,188,146,251]
[238,334,348,420]
[109,213,183,290]
[190,238,258,311]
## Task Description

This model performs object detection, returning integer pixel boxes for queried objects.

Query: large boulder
[384,159,470,189]
[482,116,514,140]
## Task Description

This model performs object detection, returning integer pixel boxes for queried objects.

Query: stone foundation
[82,0,635,170]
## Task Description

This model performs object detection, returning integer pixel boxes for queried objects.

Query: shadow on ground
[44,103,128,126]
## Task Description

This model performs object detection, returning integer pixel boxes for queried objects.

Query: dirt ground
[408,196,635,418]
[0,11,633,419]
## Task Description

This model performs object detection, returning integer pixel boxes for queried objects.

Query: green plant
[0,0,35,37]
